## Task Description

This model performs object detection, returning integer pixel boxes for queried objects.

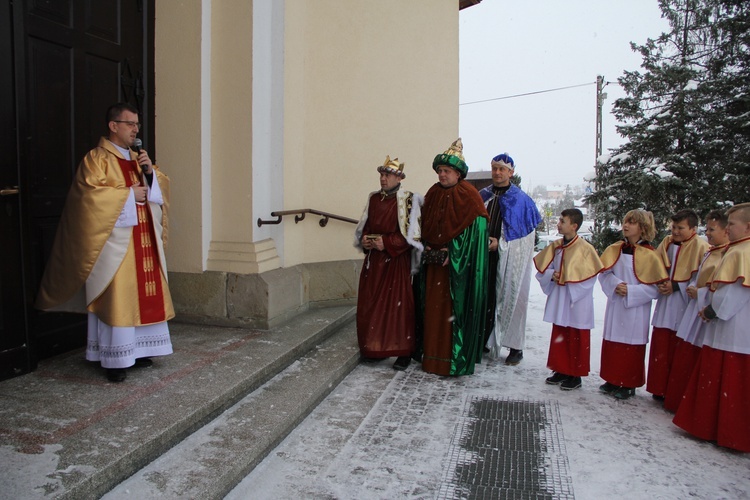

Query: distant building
[546,185,565,200]
[466,170,493,191]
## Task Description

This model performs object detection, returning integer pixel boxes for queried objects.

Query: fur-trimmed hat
[491,153,514,169]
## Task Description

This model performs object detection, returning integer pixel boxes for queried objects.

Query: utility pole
[593,75,607,233]
[595,75,607,164]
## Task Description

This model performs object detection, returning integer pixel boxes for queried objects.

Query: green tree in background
[588,0,750,242]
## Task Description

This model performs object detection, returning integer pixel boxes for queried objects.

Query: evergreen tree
[555,184,576,214]
[589,0,750,236]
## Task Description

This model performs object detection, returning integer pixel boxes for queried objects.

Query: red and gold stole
[117,157,166,324]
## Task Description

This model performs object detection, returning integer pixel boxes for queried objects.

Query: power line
[459,81,602,107]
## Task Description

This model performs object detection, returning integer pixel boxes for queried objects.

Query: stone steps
[104,317,359,499]
[0,305,358,500]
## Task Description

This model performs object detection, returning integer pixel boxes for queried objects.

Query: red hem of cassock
[546,325,590,376]
[663,339,701,413]
[600,339,646,388]
[646,327,679,396]
[421,263,453,376]
[673,346,750,452]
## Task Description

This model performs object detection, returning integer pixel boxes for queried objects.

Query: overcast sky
[459,0,670,190]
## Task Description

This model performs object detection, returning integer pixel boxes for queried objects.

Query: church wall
[281,0,459,267]
[207,1,255,266]
[155,1,211,273]
[155,0,461,325]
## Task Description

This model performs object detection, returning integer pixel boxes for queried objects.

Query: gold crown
[377,155,406,178]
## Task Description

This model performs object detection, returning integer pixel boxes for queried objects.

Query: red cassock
[672,239,750,452]
[600,340,647,388]
[647,326,681,396]
[547,325,590,376]
[663,338,701,412]
[673,346,750,452]
[356,193,415,358]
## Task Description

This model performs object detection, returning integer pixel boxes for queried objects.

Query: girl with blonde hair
[597,209,668,400]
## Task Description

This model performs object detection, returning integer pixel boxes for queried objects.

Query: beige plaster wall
[157,0,460,274]
[155,1,208,273]
[210,2,253,243]
[281,0,459,267]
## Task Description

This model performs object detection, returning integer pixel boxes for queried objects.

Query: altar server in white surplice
[534,209,603,392]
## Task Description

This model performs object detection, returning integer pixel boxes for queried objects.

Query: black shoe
[483,346,490,353]
[599,382,618,394]
[651,394,665,401]
[560,376,582,391]
[545,372,568,385]
[134,357,153,368]
[505,349,523,365]
[106,369,127,383]
[613,386,636,400]
[360,356,383,363]
[393,356,411,371]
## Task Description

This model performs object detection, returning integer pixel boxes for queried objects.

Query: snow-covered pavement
[228,280,750,499]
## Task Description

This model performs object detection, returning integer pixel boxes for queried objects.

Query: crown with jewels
[377,155,406,179]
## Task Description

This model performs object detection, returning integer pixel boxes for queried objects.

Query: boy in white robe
[647,209,708,400]
[663,210,729,412]
[534,209,603,390]
[673,202,750,452]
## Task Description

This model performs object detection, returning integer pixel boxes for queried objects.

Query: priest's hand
[137,149,153,174]
[686,285,697,299]
[552,271,560,283]
[615,282,628,296]
[371,236,384,251]
[132,183,148,203]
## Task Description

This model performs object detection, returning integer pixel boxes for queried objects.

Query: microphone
[133,138,147,173]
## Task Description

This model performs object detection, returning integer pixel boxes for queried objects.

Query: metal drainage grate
[436,397,575,499]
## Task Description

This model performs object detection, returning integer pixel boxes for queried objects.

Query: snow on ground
[228,277,750,499]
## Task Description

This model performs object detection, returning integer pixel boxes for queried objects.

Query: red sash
[117,157,166,324]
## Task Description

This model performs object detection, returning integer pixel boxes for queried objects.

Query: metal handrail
[257,208,358,228]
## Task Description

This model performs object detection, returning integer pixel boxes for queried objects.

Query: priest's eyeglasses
[113,120,141,129]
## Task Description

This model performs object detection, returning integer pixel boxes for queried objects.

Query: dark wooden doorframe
[0,1,32,380]
[1,0,155,380]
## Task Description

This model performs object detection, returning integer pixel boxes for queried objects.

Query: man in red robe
[417,139,489,376]
[36,103,174,383]
[354,156,422,370]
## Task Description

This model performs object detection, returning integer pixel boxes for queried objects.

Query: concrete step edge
[60,306,356,500]
[105,321,360,499]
